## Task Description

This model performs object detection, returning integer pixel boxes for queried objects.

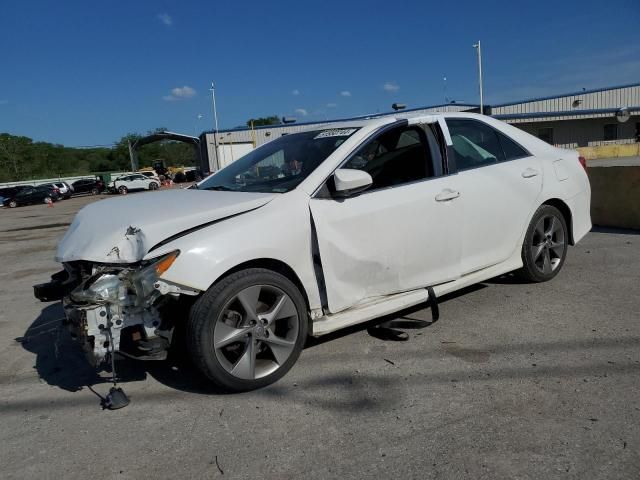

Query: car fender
[152,190,323,311]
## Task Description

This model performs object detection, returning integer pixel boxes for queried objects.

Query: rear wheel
[118,186,128,195]
[91,187,99,195]
[188,268,307,391]
[43,196,52,204]
[149,182,159,190]
[9,200,17,208]
[519,205,568,282]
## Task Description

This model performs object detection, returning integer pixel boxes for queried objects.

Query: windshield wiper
[203,185,235,191]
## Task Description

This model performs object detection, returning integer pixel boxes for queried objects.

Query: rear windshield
[198,128,359,193]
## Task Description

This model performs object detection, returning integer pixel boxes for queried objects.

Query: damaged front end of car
[34,250,200,368]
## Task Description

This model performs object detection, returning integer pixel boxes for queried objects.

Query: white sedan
[35,112,591,391]
[109,173,160,194]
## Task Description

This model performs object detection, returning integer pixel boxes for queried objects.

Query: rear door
[309,121,462,314]
[444,118,543,274]
[17,188,35,204]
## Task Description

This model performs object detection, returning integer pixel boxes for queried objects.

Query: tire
[91,187,99,195]
[118,186,128,195]
[188,268,308,392]
[43,196,52,204]
[149,182,159,190]
[519,204,568,282]
[9,200,17,208]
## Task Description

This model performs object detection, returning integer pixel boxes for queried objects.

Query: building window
[604,124,618,141]
[537,128,554,145]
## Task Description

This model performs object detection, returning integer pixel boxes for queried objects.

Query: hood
[56,189,276,263]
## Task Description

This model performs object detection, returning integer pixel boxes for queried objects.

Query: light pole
[472,41,484,114]
[195,113,204,136]
[209,82,220,169]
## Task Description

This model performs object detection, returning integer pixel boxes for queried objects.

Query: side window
[446,119,504,170]
[343,126,432,189]
[496,131,530,161]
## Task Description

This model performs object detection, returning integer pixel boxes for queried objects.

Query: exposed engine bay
[34,251,199,368]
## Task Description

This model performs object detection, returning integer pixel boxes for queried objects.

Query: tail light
[578,156,587,171]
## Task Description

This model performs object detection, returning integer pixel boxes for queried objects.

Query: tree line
[0,128,197,183]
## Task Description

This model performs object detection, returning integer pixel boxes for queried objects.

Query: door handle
[435,188,460,202]
[522,168,540,178]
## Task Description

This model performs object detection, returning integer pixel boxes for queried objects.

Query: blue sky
[0,0,639,146]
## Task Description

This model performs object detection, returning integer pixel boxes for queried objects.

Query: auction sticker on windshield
[314,128,358,139]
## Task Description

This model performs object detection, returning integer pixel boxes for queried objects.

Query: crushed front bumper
[63,297,167,366]
[34,258,198,368]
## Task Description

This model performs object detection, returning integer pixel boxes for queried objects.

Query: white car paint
[56,189,276,263]
[55,112,591,340]
[110,174,159,192]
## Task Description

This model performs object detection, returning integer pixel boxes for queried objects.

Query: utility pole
[209,82,220,169]
[472,41,484,114]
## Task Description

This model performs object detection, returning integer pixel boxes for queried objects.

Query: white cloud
[163,85,196,101]
[157,13,173,26]
[326,102,337,108]
[383,82,400,92]
[295,108,308,116]
[340,90,351,97]
[292,89,300,96]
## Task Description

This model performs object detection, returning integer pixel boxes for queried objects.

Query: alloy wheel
[531,214,566,275]
[213,284,299,380]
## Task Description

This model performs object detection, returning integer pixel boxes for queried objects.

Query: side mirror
[333,168,373,197]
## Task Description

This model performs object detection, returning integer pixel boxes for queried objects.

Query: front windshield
[198,128,359,193]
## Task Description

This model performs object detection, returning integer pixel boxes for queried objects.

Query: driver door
[309,122,462,314]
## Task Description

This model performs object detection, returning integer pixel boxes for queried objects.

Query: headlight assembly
[128,250,180,299]
[70,273,125,304]
[69,251,179,305]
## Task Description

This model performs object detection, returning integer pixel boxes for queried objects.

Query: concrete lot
[0,193,639,479]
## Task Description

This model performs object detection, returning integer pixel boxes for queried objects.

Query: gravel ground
[1,193,639,479]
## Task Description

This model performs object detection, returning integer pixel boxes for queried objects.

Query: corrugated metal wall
[492,84,640,121]
[515,116,639,148]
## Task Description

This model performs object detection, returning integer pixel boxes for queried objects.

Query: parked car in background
[108,174,160,194]
[4,184,60,207]
[0,186,27,199]
[140,171,161,183]
[36,112,591,392]
[71,178,105,196]
[53,182,73,199]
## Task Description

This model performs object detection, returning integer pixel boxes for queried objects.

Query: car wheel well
[216,258,311,313]
[542,198,574,245]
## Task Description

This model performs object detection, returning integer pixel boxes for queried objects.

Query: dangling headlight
[71,273,125,304]
[128,250,180,299]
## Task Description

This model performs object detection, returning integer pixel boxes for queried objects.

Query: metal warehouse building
[200,82,640,172]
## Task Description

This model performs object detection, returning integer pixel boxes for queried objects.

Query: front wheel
[91,187,99,195]
[519,205,568,282]
[188,268,308,391]
[9,200,17,208]
[149,182,159,190]
[118,185,128,195]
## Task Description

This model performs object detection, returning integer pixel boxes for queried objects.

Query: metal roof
[491,82,640,108]
[493,106,640,121]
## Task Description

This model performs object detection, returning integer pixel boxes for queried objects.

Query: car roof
[293,111,493,132]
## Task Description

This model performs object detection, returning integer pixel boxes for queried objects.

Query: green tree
[246,116,281,127]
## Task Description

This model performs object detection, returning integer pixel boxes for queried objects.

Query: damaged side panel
[309,179,462,314]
